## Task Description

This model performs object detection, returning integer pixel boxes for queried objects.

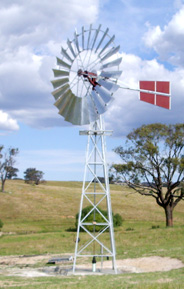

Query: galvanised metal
[51,25,171,126]
[73,116,117,274]
[51,25,122,126]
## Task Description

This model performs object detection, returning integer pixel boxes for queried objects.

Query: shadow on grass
[66,227,76,232]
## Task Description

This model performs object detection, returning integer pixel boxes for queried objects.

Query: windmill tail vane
[109,78,171,110]
[77,70,171,110]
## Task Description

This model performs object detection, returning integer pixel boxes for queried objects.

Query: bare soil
[0,254,183,277]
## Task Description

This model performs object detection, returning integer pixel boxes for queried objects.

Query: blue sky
[1,0,184,180]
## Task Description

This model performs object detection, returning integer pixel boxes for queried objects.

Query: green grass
[0,180,184,288]
[0,269,184,289]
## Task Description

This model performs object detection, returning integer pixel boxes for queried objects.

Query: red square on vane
[139,81,155,105]
[156,81,170,94]
[140,81,155,91]
[156,95,170,109]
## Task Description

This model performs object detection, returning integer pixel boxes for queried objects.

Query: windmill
[51,25,171,274]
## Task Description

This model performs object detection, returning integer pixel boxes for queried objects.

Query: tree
[0,146,19,192]
[7,167,19,179]
[112,123,184,227]
[24,168,44,185]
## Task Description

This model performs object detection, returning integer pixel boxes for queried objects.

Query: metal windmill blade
[51,25,122,125]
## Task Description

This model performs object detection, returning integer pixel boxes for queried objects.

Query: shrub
[0,219,3,230]
[126,227,134,231]
[113,213,123,227]
[151,225,160,229]
[75,206,123,232]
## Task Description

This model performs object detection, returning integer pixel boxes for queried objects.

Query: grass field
[0,180,184,288]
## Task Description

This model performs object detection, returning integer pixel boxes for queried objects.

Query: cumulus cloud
[0,0,99,49]
[0,110,19,131]
[143,6,184,67]
[0,0,99,130]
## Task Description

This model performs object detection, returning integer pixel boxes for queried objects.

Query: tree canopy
[112,123,184,227]
[24,168,44,185]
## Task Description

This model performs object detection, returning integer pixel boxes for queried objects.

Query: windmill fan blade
[91,24,101,49]
[95,85,112,103]
[98,35,115,56]
[74,30,80,54]
[81,97,90,125]
[61,47,73,63]
[100,57,122,69]
[51,78,69,89]
[65,97,83,125]
[63,96,90,126]
[100,70,122,79]
[100,45,120,62]
[87,94,98,123]
[53,69,69,77]
[91,90,107,114]
[95,28,109,52]
[82,26,85,50]
[52,84,69,100]
[67,39,76,58]
[87,24,92,49]
[54,89,71,111]
[60,94,75,118]
[56,57,71,69]
[98,79,119,93]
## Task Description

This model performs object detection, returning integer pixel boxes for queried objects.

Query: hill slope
[0,180,183,260]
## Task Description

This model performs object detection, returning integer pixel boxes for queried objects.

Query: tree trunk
[1,178,5,192]
[164,205,173,227]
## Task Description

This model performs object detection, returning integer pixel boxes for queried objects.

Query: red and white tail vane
[103,77,171,110]
[139,81,171,110]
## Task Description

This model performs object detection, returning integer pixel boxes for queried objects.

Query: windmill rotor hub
[77,69,99,89]
[77,69,83,76]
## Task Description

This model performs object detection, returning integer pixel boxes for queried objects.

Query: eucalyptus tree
[112,123,184,227]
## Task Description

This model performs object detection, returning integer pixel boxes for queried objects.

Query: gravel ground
[0,254,183,277]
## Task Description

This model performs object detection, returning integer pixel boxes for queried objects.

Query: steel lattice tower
[73,116,117,273]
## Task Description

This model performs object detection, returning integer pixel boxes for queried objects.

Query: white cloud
[143,6,184,66]
[0,0,99,49]
[0,110,19,131]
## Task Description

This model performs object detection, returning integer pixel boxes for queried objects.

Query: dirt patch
[0,254,183,277]
[76,256,184,273]
[109,256,184,273]
[0,254,56,266]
